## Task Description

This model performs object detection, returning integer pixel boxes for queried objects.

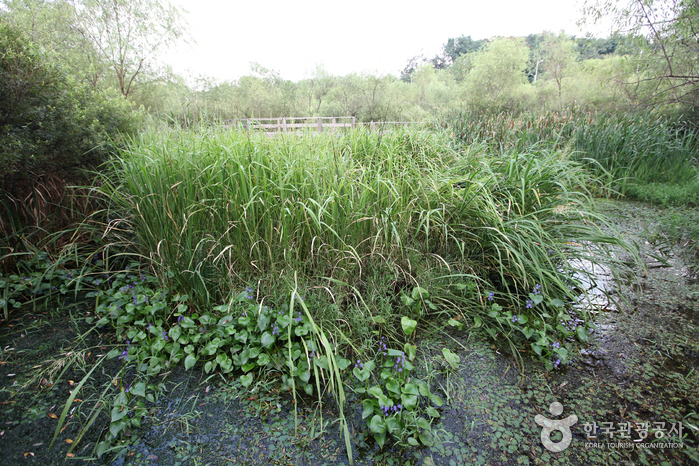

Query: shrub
[0,22,138,266]
[0,22,137,176]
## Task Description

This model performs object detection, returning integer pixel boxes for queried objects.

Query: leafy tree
[447,53,476,83]
[427,36,487,72]
[300,65,335,115]
[410,65,456,109]
[466,37,530,110]
[0,21,136,176]
[443,35,487,63]
[582,0,699,111]
[1,0,188,98]
[540,32,577,102]
[328,74,363,116]
[576,34,625,59]
[72,0,188,98]
[400,55,425,83]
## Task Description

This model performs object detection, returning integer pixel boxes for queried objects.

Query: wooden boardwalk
[222,117,417,134]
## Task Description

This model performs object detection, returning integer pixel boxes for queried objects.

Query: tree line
[2,0,699,175]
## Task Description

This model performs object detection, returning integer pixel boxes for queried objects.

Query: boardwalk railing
[222,117,418,134]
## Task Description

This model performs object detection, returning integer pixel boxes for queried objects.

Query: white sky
[164,0,612,83]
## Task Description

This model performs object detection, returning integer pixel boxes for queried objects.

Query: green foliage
[0,249,104,321]
[438,109,699,195]
[1,0,188,99]
[484,284,590,370]
[0,21,137,176]
[90,273,338,391]
[79,266,355,458]
[98,125,631,368]
[443,35,487,63]
[466,37,530,111]
[351,339,443,447]
[624,180,699,206]
[582,0,699,115]
[99,129,465,308]
[441,348,460,370]
[400,286,435,322]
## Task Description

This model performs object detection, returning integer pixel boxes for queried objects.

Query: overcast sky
[164,0,612,83]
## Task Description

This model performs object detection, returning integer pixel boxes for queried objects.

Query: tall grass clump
[99,129,461,309]
[98,126,629,350]
[434,108,580,153]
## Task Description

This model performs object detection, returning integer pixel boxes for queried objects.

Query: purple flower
[552,341,560,349]
[394,353,406,372]
[488,292,494,301]
[512,315,518,323]
[553,358,561,368]
[177,315,184,323]
[272,324,279,336]
[526,300,533,309]
[162,331,168,340]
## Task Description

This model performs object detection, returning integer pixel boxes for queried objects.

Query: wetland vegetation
[2,0,699,464]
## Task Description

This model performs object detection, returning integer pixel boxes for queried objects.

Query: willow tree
[540,32,577,103]
[1,0,188,98]
[583,0,699,111]
[72,0,188,98]
[466,37,530,111]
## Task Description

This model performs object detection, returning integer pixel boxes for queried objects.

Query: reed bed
[98,126,628,350]
[438,109,699,194]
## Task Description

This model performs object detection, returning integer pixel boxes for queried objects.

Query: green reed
[438,109,699,196]
[99,126,628,342]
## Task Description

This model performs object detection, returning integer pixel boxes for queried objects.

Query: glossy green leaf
[401,316,417,336]
[240,373,253,388]
[184,354,197,370]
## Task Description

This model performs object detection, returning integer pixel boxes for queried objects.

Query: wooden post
[283,118,287,132]
[277,118,281,132]
[352,116,355,128]
[317,117,323,133]
[247,119,252,131]
[371,121,376,132]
